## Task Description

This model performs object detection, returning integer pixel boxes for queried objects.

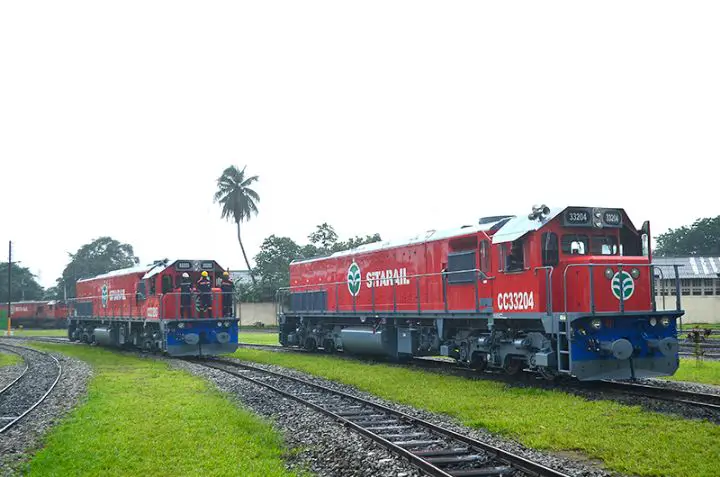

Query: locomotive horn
[528,204,550,220]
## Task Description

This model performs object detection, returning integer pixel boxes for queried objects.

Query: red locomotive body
[279,205,684,381]
[70,259,238,356]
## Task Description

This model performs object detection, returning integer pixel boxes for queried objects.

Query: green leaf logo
[101,283,109,308]
[611,271,634,300]
[347,262,361,297]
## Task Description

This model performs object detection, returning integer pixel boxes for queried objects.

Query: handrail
[562,263,681,315]
[533,266,554,315]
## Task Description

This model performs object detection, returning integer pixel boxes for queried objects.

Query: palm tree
[213,165,259,285]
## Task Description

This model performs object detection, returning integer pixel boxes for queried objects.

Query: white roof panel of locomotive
[76,263,153,283]
[491,206,565,244]
[293,218,511,264]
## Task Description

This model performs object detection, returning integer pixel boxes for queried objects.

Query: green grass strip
[0,350,21,367]
[664,358,720,386]
[231,348,720,477]
[11,329,67,337]
[24,344,301,477]
[240,332,281,346]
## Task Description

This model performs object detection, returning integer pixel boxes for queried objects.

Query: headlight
[577,327,587,336]
[178,322,185,329]
[591,319,602,330]
[650,317,657,326]
[630,268,640,279]
[224,321,230,327]
[661,317,670,327]
[559,314,567,322]
[605,267,614,279]
[217,322,223,327]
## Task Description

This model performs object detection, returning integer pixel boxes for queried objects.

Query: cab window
[561,234,588,255]
[501,239,525,272]
[591,235,618,255]
[542,232,559,266]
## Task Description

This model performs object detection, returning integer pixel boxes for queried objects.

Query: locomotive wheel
[322,339,335,353]
[470,353,488,372]
[503,357,522,376]
[304,337,317,352]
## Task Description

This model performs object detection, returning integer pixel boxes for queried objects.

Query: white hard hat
[182,272,189,278]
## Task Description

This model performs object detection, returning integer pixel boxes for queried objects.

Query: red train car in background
[2,300,68,328]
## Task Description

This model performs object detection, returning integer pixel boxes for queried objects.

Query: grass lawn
[10,328,67,337]
[230,348,720,477]
[664,358,720,386]
[0,350,21,367]
[239,331,280,346]
[24,344,303,477]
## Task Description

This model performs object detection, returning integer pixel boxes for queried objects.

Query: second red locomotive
[277,205,684,381]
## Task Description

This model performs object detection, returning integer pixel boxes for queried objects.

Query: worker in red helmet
[196,271,212,318]
[220,271,234,318]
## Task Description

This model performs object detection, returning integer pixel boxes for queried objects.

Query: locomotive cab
[530,206,681,380]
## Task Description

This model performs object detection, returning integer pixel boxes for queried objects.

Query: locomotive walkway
[195,357,571,477]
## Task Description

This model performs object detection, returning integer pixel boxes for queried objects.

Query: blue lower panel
[569,315,679,380]
[165,320,238,356]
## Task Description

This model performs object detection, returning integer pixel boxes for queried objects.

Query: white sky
[1,1,719,288]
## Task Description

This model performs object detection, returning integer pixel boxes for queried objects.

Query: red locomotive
[69,258,238,356]
[278,205,684,381]
[3,300,68,328]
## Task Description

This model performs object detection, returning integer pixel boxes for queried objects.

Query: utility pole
[7,241,11,335]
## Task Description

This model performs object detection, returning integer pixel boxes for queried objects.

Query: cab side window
[542,232,559,266]
[501,239,525,272]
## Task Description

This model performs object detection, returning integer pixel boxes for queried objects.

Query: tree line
[2,162,718,304]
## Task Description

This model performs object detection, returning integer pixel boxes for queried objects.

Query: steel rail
[197,358,570,477]
[0,343,63,434]
[0,346,29,395]
[599,380,720,411]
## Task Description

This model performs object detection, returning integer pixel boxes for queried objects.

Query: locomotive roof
[76,263,153,283]
[293,218,510,264]
[491,206,565,244]
[292,205,632,263]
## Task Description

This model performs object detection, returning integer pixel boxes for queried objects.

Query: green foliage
[0,262,45,303]
[213,165,260,284]
[54,237,139,299]
[232,349,720,477]
[24,344,300,477]
[654,216,720,256]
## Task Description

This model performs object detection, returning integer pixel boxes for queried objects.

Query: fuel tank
[340,327,388,355]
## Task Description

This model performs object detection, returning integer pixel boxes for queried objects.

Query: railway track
[598,380,720,411]
[0,343,63,433]
[194,357,570,477]
[237,343,720,414]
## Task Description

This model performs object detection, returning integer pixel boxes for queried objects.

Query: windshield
[561,234,619,255]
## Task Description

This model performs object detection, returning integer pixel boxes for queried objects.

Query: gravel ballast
[0,340,92,476]
[172,358,616,477]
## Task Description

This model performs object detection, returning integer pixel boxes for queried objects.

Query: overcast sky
[1,1,718,288]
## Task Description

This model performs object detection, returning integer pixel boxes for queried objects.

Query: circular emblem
[101,282,109,308]
[611,271,634,300]
[347,262,361,297]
